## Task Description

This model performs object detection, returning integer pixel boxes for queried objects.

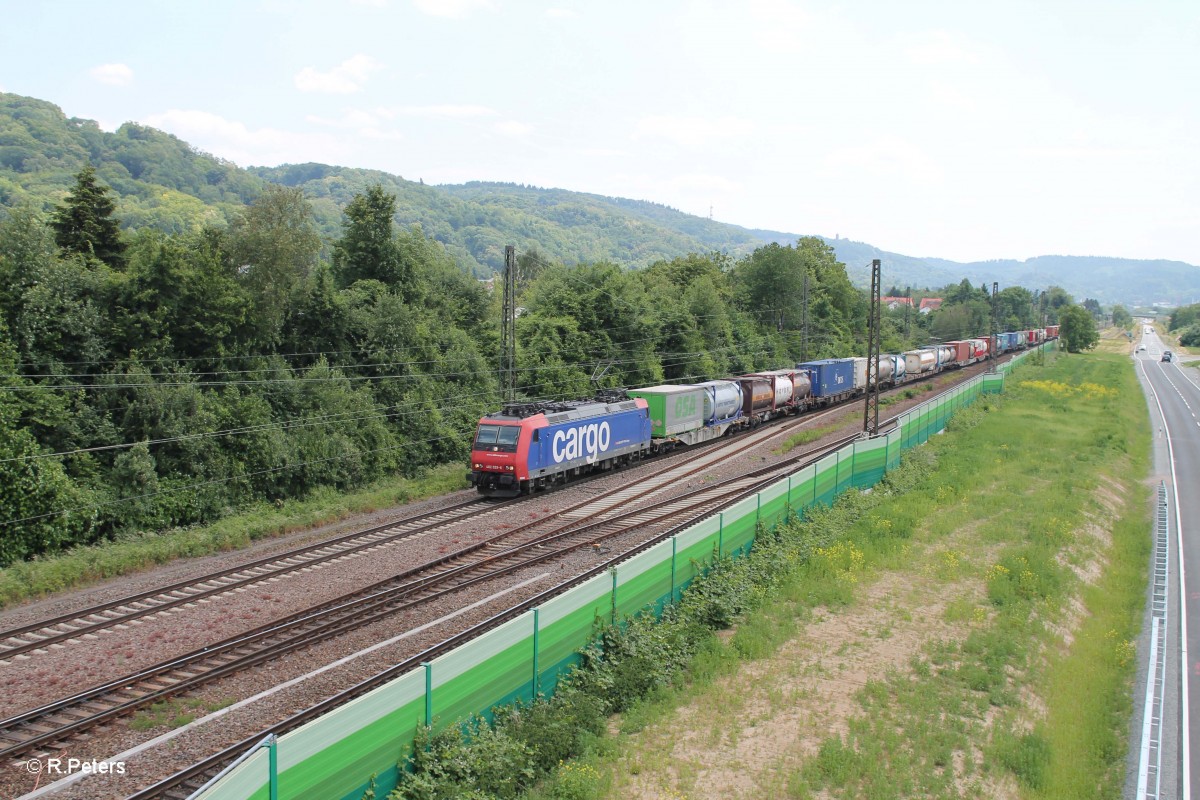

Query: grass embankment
[559,352,1148,800]
[0,464,467,609]
[1095,325,1134,354]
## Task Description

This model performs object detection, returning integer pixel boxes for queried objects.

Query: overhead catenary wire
[7,306,781,377]
[0,345,772,466]
[0,330,778,392]
[0,347,782,532]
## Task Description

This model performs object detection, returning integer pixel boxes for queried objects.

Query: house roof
[919,297,944,312]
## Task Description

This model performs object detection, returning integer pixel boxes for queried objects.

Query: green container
[627,385,704,437]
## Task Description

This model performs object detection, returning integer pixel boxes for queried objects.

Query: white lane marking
[15,572,554,800]
[1141,358,1192,800]
[1174,357,1200,395]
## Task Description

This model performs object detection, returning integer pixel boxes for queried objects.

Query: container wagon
[625,384,705,449]
[742,371,795,416]
[903,349,937,376]
[943,340,973,367]
[796,359,856,405]
[753,369,813,413]
[735,376,775,424]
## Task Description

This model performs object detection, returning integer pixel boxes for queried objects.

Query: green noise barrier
[196,363,1024,800]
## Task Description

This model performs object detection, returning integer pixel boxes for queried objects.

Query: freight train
[468,328,1057,497]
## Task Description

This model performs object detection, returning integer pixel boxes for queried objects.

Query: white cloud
[576,147,627,158]
[90,63,134,86]
[349,0,389,5]
[305,109,407,142]
[545,8,575,18]
[412,0,492,18]
[903,30,982,65]
[747,0,812,52]
[383,104,497,118]
[633,115,755,150]
[493,120,533,137]
[361,127,406,142]
[141,109,347,166]
[927,80,980,113]
[306,109,385,129]
[294,54,382,94]
[823,136,944,185]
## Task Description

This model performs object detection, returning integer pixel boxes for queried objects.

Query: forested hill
[0,92,788,277]
[253,167,787,275]
[2,91,1198,304]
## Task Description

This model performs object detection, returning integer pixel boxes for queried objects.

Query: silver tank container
[696,380,743,424]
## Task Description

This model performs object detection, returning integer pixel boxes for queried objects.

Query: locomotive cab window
[474,424,520,452]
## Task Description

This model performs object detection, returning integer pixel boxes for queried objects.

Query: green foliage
[1110,304,1132,329]
[994,730,1051,790]
[0,400,86,564]
[0,179,493,564]
[1170,302,1200,332]
[1179,325,1200,347]
[732,237,862,358]
[334,184,412,293]
[393,722,535,800]
[228,185,322,346]
[49,165,127,268]
[1059,304,1100,352]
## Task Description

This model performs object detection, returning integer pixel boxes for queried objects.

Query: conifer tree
[334,184,409,289]
[50,165,127,268]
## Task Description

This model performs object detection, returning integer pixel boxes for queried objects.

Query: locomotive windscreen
[474,424,520,452]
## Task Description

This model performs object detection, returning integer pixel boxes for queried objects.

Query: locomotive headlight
[473,463,482,469]
[505,465,514,471]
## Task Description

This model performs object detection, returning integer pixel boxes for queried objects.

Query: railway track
[0,497,517,662]
[0,394,835,671]
[4,357,1003,796]
[0,413,851,766]
[125,432,865,800]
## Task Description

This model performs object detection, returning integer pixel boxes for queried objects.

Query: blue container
[795,358,855,398]
[524,402,652,475]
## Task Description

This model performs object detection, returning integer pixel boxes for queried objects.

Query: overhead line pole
[864,259,881,435]
[501,245,518,403]
[989,281,998,367]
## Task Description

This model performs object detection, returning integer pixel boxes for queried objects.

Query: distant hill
[3,91,1198,304]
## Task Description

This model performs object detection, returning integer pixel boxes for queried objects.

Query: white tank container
[874,355,895,384]
[905,349,936,373]
[697,380,743,424]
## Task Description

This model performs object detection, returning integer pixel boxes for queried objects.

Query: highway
[1130,324,1200,800]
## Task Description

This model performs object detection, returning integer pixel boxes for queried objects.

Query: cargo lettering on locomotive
[552,421,612,464]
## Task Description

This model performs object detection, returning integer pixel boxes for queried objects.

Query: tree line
[0,167,1097,565]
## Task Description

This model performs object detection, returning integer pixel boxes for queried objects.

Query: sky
[1,0,1197,265]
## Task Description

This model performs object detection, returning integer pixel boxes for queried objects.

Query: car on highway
[1137,344,1147,352]
[1162,350,1173,362]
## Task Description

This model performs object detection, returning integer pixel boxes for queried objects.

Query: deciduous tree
[1060,305,1099,352]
